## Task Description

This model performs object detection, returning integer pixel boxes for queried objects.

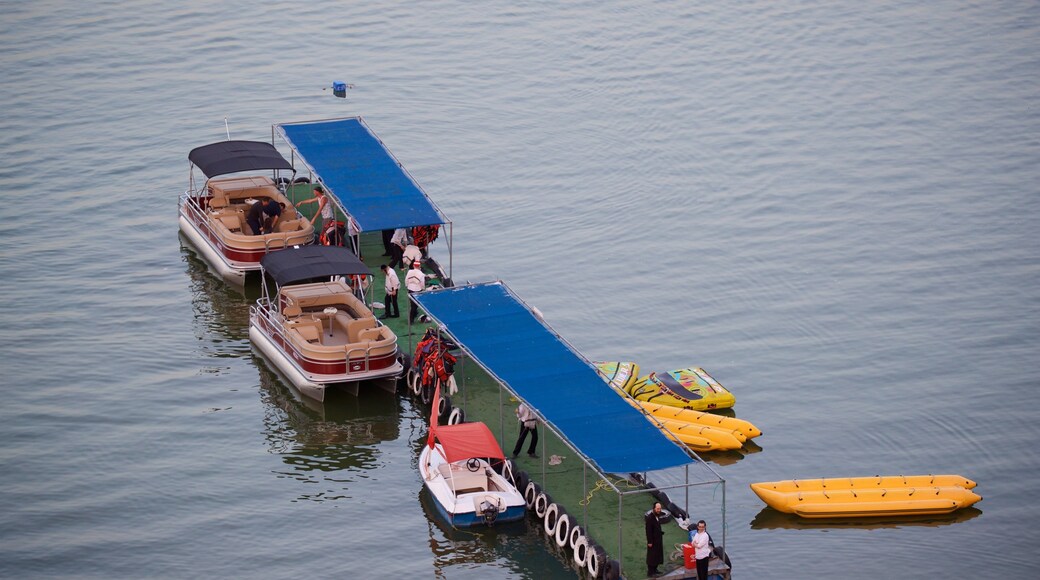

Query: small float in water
[419,385,526,527]
[750,475,981,518]
[179,140,314,283]
[595,361,758,452]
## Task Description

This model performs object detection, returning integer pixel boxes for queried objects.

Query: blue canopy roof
[413,282,694,474]
[275,117,447,232]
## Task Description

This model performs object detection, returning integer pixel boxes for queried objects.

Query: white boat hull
[418,444,526,527]
[178,214,250,285]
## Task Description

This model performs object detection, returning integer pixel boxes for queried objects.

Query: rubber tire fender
[524,481,540,509]
[568,525,584,551]
[554,510,571,548]
[447,406,463,425]
[420,382,433,405]
[543,503,560,536]
[572,535,589,568]
[534,491,551,519]
[437,395,451,424]
[587,543,606,579]
[603,559,621,580]
[410,371,422,396]
[667,501,688,521]
[514,471,529,497]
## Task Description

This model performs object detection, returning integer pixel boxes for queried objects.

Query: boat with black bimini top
[249,245,403,402]
[419,383,526,527]
[179,140,314,283]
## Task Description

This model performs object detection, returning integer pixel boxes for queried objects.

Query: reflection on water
[750,506,982,531]
[181,241,252,354]
[700,439,764,467]
[418,487,578,579]
[256,358,403,501]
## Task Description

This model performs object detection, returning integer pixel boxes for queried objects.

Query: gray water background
[1,0,1038,577]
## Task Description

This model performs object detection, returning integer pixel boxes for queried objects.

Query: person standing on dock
[388,228,409,269]
[645,502,665,577]
[295,185,333,241]
[690,519,711,580]
[379,264,400,319]
[511,402,539,458]
[405,260,426,324]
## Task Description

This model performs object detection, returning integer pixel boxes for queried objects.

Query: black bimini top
[188,140,294,178]
[260,246,370,286]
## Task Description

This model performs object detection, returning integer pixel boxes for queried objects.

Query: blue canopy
[413,282,694,474]
[275,117,447,232]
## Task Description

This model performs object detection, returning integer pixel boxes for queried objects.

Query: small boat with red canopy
[419,385,526,527]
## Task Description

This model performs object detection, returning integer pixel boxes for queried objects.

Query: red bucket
[682,543,696,569]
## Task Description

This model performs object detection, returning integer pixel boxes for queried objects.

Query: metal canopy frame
[271,116,454,282]
[412,280,727,575]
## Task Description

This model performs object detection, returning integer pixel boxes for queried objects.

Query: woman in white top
[296,185,335,241]
[690,520,711,580]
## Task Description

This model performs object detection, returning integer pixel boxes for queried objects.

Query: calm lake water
[2,1,1038,578]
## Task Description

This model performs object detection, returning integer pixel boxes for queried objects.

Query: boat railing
[180,190,219,240]
[253,299,395,376]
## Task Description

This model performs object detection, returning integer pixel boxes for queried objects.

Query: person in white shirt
[511,402,538,458]
[379,264,400,319]
[404,260,426,324]
[389,228,409,269]
[690,520,711,580]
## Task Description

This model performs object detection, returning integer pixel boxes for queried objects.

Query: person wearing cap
[246,199,284,235]
[404,260,426,324]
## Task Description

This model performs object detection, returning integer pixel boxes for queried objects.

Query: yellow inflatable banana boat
[751,476,981,518]
[638,400,761,440]
[752,474,976,493]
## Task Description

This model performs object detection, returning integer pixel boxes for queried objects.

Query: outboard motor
[478,499,500,525]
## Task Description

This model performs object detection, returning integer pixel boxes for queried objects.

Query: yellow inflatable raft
[751,475,981,518]
[594,362,755,451]
[628,367,736,411]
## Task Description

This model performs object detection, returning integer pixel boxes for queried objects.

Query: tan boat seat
[346,318,377,342]
[277,218,303,233]
[283,304,302,318]
[296,324,320,343]
[219,215,242,233]
[357,327,383,342]
[209,196,229,209]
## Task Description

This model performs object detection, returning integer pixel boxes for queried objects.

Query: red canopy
[433,422,506,464]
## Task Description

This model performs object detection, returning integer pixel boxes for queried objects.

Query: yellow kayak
[628,367,736,411]
[751,476,981,518]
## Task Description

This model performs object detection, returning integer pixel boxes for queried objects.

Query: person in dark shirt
[246,200,284,235]
[645,502,665,576]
